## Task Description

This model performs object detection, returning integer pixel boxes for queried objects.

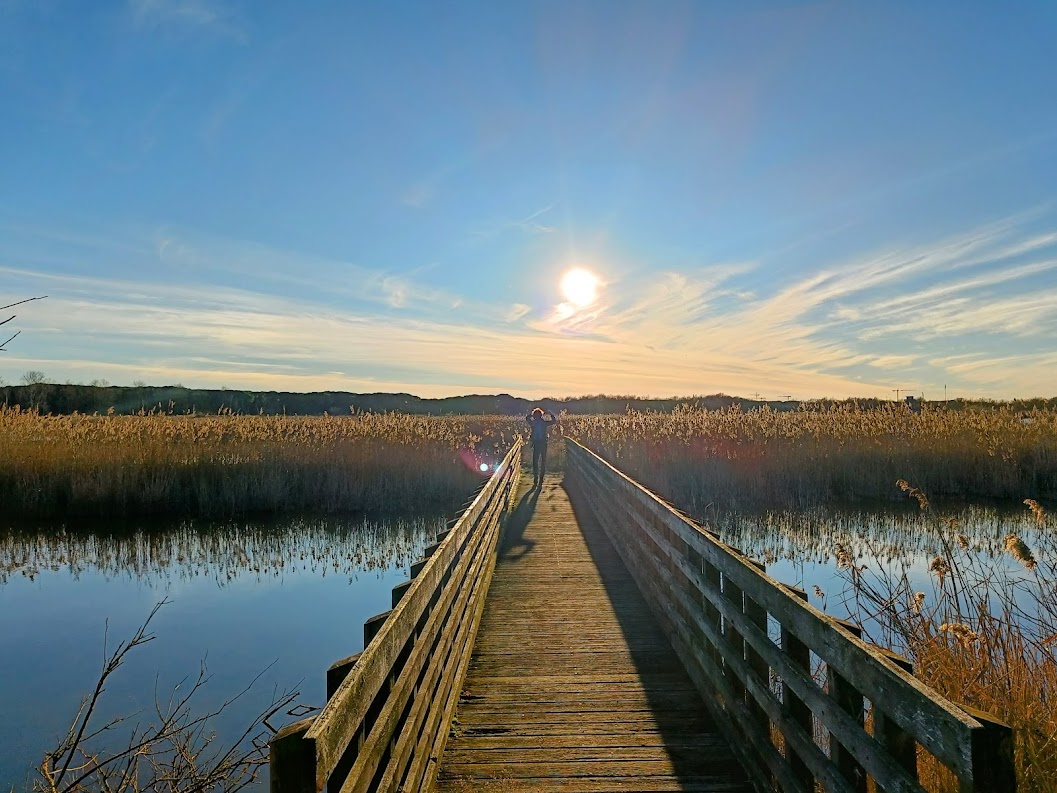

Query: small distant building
[905,395,922,413]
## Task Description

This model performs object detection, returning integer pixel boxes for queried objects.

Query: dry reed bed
[833,496,1057,791]
[568,406,1057,789]
[569,404,1057,512]
[0,407,521,518]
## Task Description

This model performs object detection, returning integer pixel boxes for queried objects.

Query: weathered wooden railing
[270,438,522,793]
[566,438,1016,793]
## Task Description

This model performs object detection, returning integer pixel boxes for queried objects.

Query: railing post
[722,570,747,705]
[326,653,361,700]
[363,610,392,645]
[828,618,867,793]
[702,557,722,667]
[779,584,814,792]
[744,560,769,738]
[270,716,317,793]
[871,647,918,792]
[964,704,1016,793]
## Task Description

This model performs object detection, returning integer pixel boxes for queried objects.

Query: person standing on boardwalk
[526,407,557,487]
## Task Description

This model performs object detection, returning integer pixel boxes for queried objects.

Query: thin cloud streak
[5,215,1057,399]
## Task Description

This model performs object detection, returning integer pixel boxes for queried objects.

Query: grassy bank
[0,407,521,518]
[569,404,1057,513]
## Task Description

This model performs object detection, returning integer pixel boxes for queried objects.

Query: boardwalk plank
[432,473,749,792]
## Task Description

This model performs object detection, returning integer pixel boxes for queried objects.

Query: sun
[560,268,599,308]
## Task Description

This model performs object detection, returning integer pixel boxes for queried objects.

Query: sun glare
[560,268,599,308]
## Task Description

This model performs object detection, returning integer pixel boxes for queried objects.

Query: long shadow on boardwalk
[497,484,539,562]
[434,473,749,792]
[561,476,750,790]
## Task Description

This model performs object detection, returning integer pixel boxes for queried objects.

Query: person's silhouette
[525,407,557,487]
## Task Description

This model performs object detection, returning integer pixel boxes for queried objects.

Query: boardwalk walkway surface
[434,473,751,792]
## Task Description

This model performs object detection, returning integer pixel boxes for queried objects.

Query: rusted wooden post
[964,704,1017,793]
[270,716,317,793]
[871,647,918,791]
[779,584,814,791]
[828,617,867,793]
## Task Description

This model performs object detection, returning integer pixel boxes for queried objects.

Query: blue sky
[2,1,1057,399]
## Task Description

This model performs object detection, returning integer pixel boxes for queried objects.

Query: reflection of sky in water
[715,504,1052,629]
[0,516,438,792]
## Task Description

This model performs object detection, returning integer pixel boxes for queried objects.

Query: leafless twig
[35,599,301,793]
[0,295,47,351]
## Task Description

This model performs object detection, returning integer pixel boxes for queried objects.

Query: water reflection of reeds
[0,516,440,586]
[715,505,1049,573]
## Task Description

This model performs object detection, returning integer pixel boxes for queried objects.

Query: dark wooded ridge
[271,439,1017,793]
[5,381,1055,416]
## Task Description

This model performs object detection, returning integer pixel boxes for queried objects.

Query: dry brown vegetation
[0,407,521,518]
[569,403,1057,512]
[832,493,1057,792]
[35,600,299,793]
[568,406,1057,790]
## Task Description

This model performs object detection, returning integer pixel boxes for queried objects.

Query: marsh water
[0,498,1048,791]
[0,515,438,792]
[716,501,1052,640]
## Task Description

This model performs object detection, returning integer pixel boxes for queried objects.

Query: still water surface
[718,502,1050,627]
[0,515,438,791]
[0,500,1047,790]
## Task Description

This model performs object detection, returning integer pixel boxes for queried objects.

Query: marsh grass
[571,405,1057,790]
[0,407,522,518]
[570,404,1057,512]
[832,492,1057,792]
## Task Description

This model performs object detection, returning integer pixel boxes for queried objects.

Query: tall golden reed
[570,403,1057,512]
[0,406,522,518]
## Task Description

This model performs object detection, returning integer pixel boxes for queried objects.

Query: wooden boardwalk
[434,473,751,792]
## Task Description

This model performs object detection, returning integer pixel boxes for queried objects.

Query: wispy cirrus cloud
[128,0,246,42]
[4,213,1057,399]
[470,206,557,240]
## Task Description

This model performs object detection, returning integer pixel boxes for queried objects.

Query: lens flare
[560,268,599,308]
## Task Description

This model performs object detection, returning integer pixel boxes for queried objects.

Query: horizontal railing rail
[566,438,1016,793]
[270,437,522,793]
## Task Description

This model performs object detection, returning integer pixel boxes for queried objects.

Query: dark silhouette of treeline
[2,382,1055,416]
[1,383,746,415]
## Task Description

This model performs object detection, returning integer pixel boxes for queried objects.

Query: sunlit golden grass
[829,494,1057,792]
[0,406,522,518]
[568,405,1057,790]
[569,404,1057,512]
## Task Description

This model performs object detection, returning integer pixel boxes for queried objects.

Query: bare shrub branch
[0,295,46,351]
[35,600,301,793]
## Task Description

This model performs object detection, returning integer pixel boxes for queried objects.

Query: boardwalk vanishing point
[436,473,748,792]
[271,437,1019,793]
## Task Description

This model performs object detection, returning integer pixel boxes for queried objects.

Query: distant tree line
[2,379,1056,416]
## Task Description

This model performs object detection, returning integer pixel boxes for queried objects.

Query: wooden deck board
[433,473,750,792]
